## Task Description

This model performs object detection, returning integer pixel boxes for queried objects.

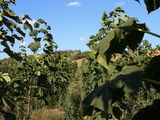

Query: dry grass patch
[31,107,65,120]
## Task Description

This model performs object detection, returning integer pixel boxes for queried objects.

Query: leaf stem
[138,28,160,38]
[143,78,160,86]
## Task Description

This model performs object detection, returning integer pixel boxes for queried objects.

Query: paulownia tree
[0,0,57,60]
[83,6,160,120]
[0,0,57,119]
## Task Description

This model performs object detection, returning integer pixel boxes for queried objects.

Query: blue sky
[1,0,160,59]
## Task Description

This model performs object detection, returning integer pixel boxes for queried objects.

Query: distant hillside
[60,50,90,60]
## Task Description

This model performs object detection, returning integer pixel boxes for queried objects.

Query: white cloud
[80,37,85,41]
[116,2,126,7]
[66,1,81,6]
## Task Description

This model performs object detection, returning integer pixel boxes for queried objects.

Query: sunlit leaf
[4,7,16,16]
[20,14,32,20]
[28,41,41,53]
[34,22,40,28]
[39,29,47,34]
[114,7,125,13]
[120,13,129,21]
[29,30,38,36]
[114,17,120,24]
[37,19,46,24]
[23,21,33,30]
[45,25,51,30]
[1,73,11,82]
[0,13,3,21]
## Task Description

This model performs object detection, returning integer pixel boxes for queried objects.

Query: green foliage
[83,65,142,119]
[0,1,60,119]
[144,55,160,91]
[123,83,160,120]
[82,8,150,97]
[82,8,129,96]
[52,67,84,120]
[28,41,41,53]
[0,72,15,109]
[0,52,77,119]
[82,44,156,119]
[94,18,148,70]
[82,7,160,119]
[61,89,83,120]
[81,52,108,95]
[114,40,153,71]
[87,7,149,71]
[87,7,129,50]
[0,0,57,60]
[62,50,90,60]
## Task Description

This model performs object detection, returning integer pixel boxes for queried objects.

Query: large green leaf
[28,41,40,53]
[144,0,160,13]
[83,65,142,118]
[135,0,160,13]
[83,83,113,114]
[94,18,148,70]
